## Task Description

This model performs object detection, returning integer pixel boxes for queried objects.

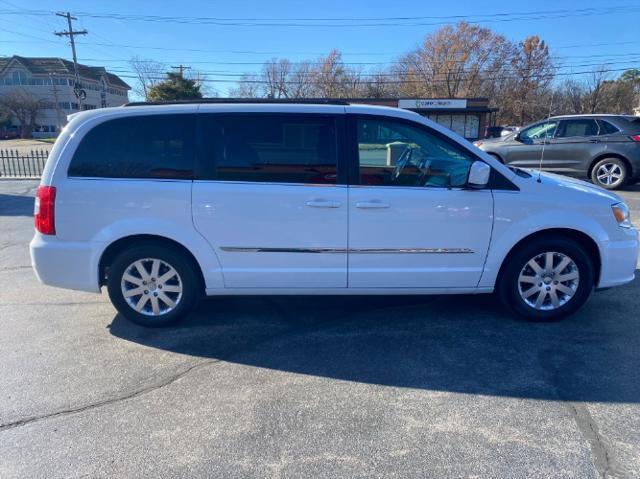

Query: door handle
[305,200,341,208]
[588,139,600,143]
[356,201,390,209]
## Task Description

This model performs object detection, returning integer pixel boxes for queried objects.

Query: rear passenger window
[557,119,599,138]
[598,120,619,135]
[68,114,195,179]
[199,115,337,184]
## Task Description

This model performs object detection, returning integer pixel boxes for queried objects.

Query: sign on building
[398,99,468,110]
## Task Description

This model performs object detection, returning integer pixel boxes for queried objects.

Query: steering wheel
[392,147,413,181]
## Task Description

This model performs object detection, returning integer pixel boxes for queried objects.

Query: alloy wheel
[596,163,623,186]
[120,258,183,316]
[517,252,580,311]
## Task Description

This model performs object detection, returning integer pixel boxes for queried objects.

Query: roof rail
[124,98,350,107]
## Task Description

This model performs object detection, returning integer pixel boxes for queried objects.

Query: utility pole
[171,64,191,78]
[49,73,65,131]
[54,12,87,110]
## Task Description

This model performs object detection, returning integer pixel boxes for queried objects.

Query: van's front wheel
[498,238,595,321]
[107,245,200,327]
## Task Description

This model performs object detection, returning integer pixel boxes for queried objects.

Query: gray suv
[474,115,640,189]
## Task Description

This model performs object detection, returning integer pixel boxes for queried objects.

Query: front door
[192,112,348,288]
[505,120,560,169]
[348,116,493,289]
[549,118,606,176]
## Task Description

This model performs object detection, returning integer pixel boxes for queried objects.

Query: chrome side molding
[220,247,473,254]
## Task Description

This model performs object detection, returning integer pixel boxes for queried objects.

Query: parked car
[484,126,505,138]
[0,126,20,140]
[473,114,640,190]
[500,125,521,137]
[31,102,638,327]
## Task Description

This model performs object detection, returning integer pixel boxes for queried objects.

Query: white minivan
[31,101,638,326]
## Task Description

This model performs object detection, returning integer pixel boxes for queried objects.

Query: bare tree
[310,49,349,97]
[229,73,262,98]
[0,89,46,138]
[584,66,610,113]
[555,79,586,114]
[191,70,218,98]
[288,61,315,98]
[504,35,555,125]
[395,22,514,99]
[262,58,292,98]
[129,56,167,100]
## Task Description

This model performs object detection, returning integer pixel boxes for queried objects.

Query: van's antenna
[537,93,555,183]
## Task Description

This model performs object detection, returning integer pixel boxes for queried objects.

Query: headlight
[611,202,632,228]
[473,141,483,147]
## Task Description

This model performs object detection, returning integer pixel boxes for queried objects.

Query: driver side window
[356,118,474,188]
[519,121,559,142]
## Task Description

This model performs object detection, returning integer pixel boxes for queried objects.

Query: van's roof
[124,98,351,107]
[68,101,424,123]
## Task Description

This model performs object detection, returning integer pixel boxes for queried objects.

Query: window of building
[356,118,474,188]
[68,114,196,179]
[12,70,27,85]
[199,114,338,184]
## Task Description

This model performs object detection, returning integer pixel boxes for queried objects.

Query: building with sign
[0,56,130,136]
[348,98,496,141]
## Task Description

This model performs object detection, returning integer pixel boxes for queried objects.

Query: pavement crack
[0,265,31,272]
[538,350,614,478]
[0,359,218,433]
[564,402,612,479]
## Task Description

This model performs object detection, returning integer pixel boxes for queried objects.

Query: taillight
[34,185,56,235]
[630,135,640,142]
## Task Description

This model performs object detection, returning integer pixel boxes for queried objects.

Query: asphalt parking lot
[1,180,639,478]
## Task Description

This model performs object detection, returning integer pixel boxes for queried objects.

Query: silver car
[474,114,640,190]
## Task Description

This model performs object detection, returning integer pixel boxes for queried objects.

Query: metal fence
[0,148,49,178]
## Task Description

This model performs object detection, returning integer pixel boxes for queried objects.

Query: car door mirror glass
[467,161,491,188]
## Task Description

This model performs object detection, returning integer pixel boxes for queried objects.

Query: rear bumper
[30,234,104,293]
[597,228,639,288]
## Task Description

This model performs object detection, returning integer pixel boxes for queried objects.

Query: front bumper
[30,233,104,293]
[597,227,639,288]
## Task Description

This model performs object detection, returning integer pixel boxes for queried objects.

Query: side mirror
[467,161,491,189]
[514,132,523,142]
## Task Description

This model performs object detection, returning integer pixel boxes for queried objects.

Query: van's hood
[530,170,623,203]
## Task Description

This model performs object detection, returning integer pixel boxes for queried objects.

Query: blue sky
[1,0,639,98]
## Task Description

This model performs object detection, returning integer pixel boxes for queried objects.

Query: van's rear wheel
[498,238,594,321]
[107,245,200,327]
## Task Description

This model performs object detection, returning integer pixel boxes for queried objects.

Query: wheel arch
[495,228,601,288]
[98,234,206,292]
[486,151,504,163]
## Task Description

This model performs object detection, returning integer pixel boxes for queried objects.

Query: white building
[0,56,130,136]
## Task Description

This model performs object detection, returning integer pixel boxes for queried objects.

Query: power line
[72,52,640,67]
[0,5,638,27]
[112,66,639,85]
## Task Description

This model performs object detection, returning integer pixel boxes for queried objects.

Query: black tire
[590,157,628,190]
[497,237,595,321]
[107,244,201,327]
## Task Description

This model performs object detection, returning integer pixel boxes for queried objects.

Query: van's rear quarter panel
[55,179,193,242]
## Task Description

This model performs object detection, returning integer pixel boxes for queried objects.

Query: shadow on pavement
[109,274,640,403]
[0,193,34,216]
